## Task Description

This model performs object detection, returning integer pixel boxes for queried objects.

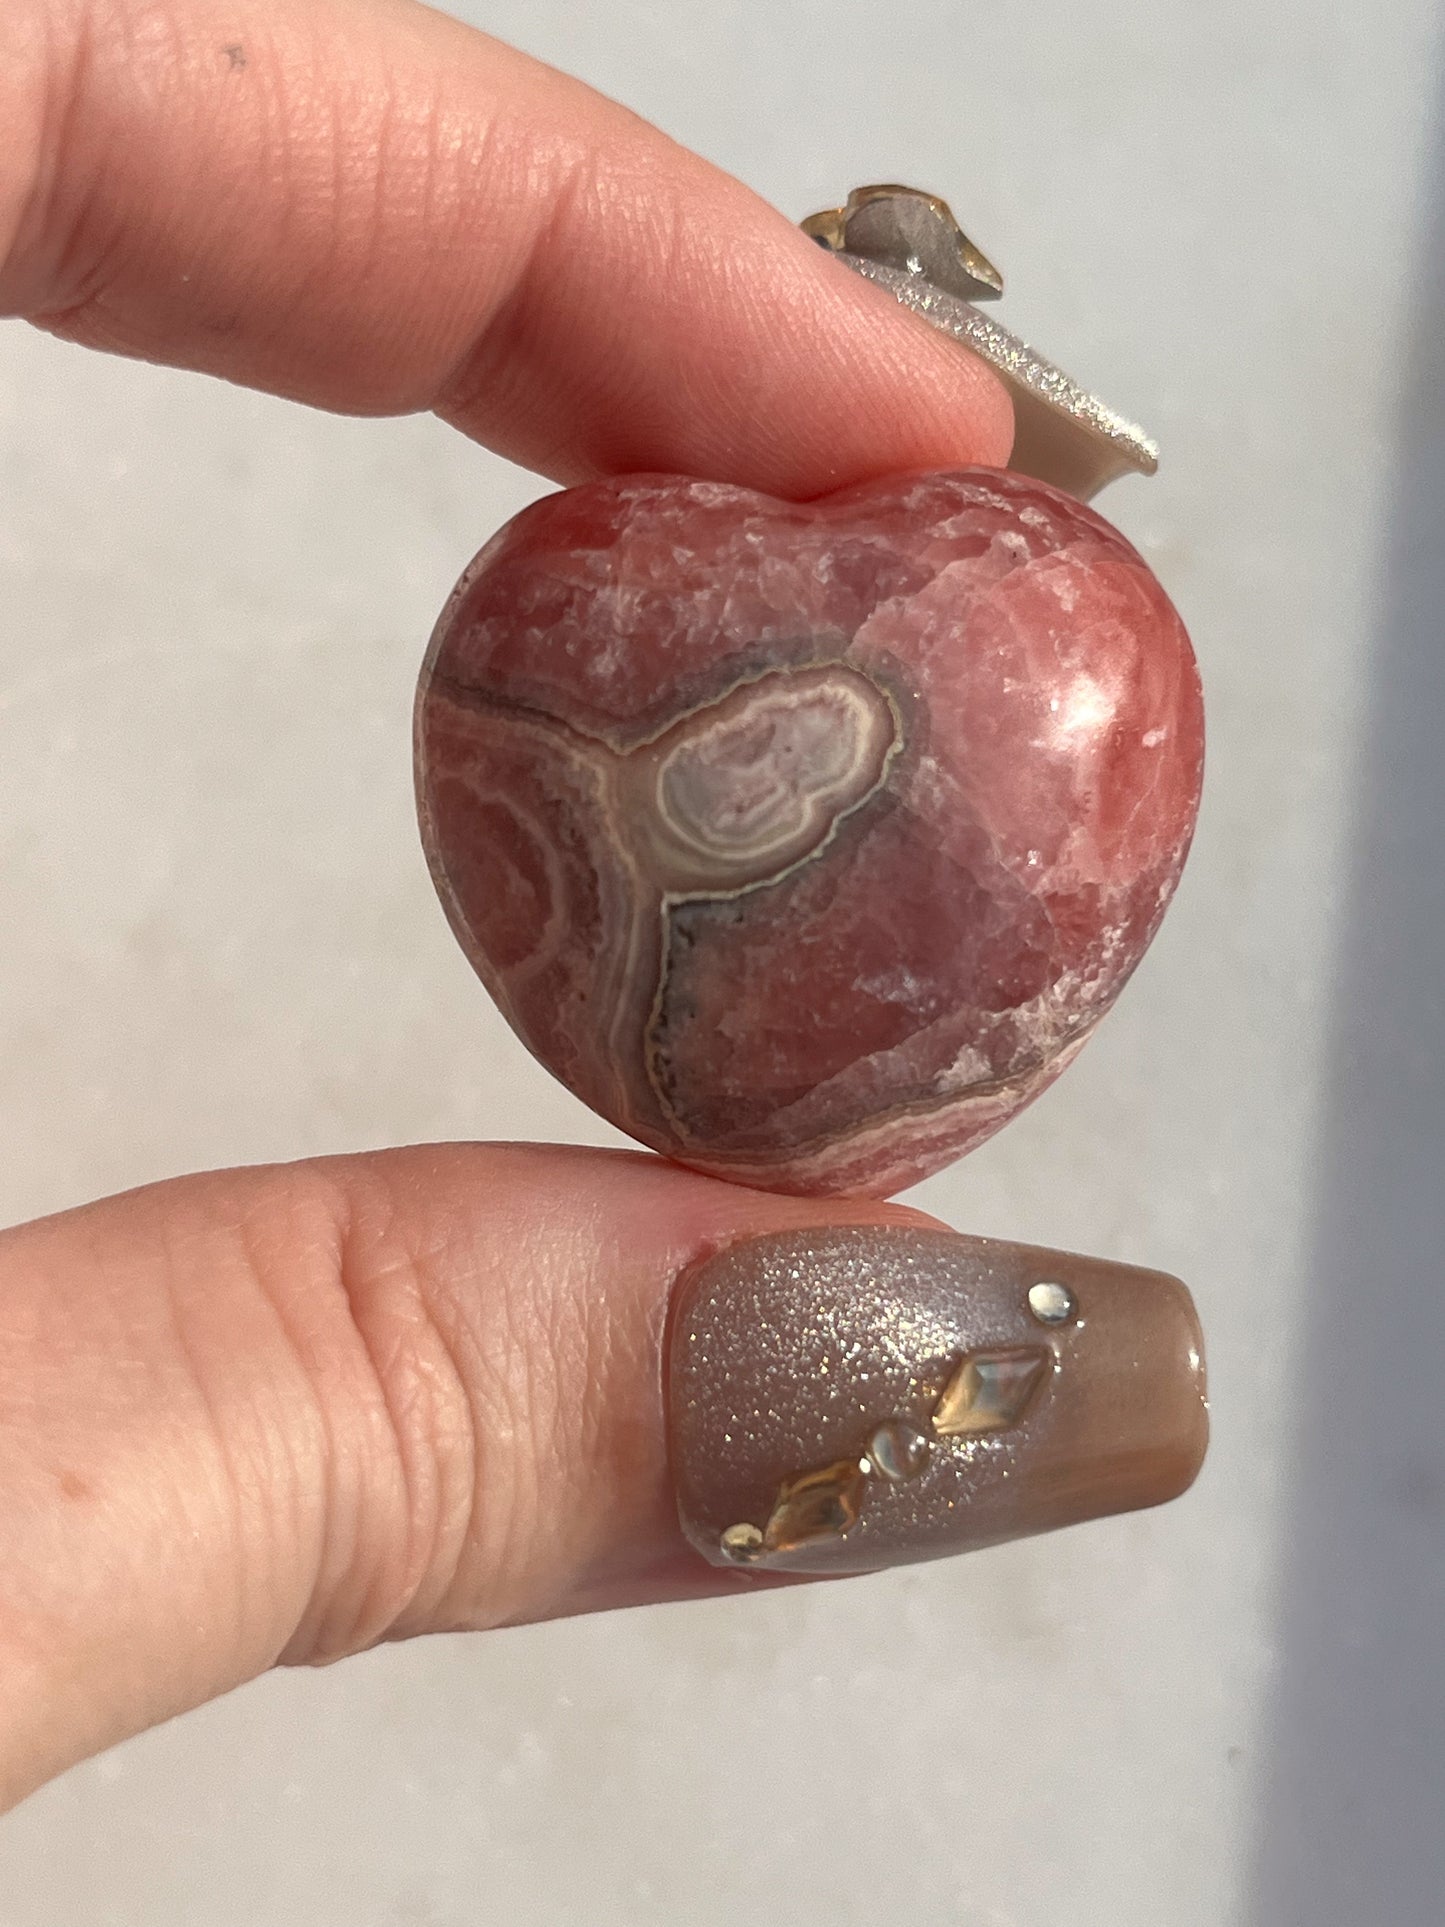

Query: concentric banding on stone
[626,664,899,894]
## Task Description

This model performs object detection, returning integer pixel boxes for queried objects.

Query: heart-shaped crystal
[415,468,1202,1196]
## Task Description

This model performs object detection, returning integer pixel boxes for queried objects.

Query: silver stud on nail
[719,1523,764,1564]
[1027,1280,1077,1326]
[867,1417,931,1482]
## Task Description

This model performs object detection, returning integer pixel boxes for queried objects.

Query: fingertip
[5,0,1013,496]
[445,158,1017,496]
[793,243,1017,487]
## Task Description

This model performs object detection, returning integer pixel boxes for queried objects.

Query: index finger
[0,0,1013,494]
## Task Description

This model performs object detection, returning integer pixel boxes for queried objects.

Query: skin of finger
[0,1144,929,1810]
[0,0,1012,494]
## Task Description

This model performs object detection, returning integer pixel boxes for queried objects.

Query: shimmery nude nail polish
[668,1226,1207,1576]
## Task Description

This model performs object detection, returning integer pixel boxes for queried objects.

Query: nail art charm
[668,1227,1207,1575]
[414,187,1203,1198]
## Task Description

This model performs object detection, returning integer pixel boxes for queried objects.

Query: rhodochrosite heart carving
[415,468,1203,1196]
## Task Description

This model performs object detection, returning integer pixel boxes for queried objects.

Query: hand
[0,0,1205,1815]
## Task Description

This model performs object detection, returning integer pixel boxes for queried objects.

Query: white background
[2,3,1443,1922]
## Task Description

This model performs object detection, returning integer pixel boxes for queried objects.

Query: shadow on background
[1248,67,1445,1927]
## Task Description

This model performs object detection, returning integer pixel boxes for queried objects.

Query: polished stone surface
[417,469,1203,1195]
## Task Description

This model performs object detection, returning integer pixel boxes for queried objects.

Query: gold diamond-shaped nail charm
[932,1348,1049,1438]
[799,184,1160,500]
[801,184,1005,303]
[762,1457,868,1553]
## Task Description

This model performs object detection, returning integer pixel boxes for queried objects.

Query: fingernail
[668,1225,1207,1575]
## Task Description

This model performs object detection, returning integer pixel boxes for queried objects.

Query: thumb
[0,1143,1206,1809]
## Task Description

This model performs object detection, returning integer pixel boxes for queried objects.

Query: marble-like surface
[1,2,1443,1924]
[419,471,1200,1194]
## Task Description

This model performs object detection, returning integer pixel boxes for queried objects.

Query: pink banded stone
[415,468,1203,1197]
